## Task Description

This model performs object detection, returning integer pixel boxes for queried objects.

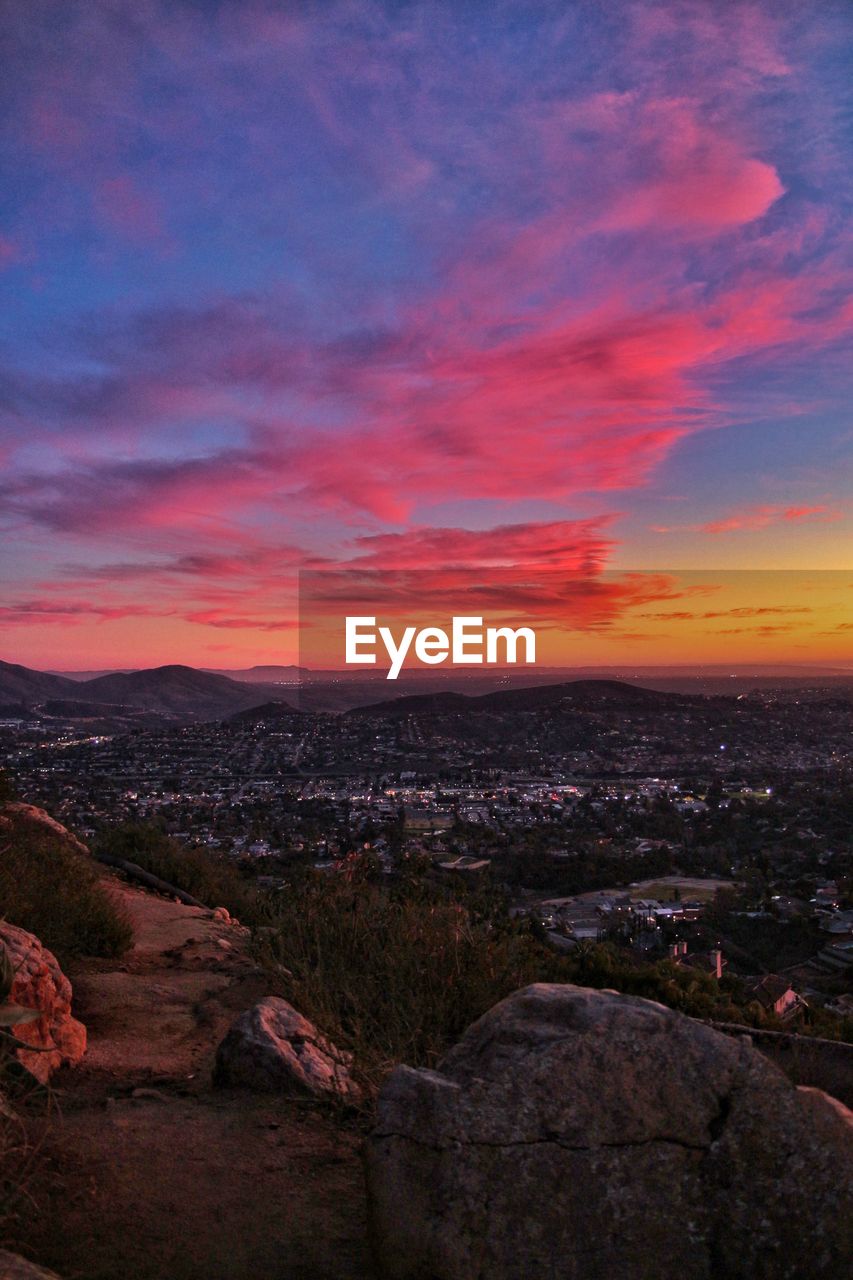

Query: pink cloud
[588,98,786,234]
[4,249,848,535]
[0,599,167,627]
[700,504,838,534]
[605,154,783,232]
[10,518,695,644]
[0,0,849,672]
[182,609,298,632]
[653,503,841,536]
[347,519,616,572]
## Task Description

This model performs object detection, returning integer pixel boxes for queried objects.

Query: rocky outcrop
[0,804,89,857]
[214,997,360,1102]
[0,1250,62,1278]
[367,983,853,1280]
[0,924,86,1083]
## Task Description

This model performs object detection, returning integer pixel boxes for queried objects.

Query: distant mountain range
[49,662,853,683]
[0,660,292,721]
[204,665,307,684]
[0,661,78,704]
[50,664,308,684]
[3,658,852,723]
[346,678,686,719]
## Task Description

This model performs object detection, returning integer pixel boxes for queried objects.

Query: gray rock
[0,1250,62,1278]
[214,996,360,1102]
[366,983,853,1280]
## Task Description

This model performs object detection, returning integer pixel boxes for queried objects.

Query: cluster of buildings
[1,692,850,1033]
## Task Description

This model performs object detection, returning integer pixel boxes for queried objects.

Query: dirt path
[13,877,377,1280]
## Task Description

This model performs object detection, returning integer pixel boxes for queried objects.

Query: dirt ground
[9,877,378,1280]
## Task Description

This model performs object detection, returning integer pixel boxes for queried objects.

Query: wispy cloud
[652,504,840,535]
[0,1,850,664]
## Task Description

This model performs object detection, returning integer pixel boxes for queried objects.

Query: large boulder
[214,997,360,1102]
[0,923,86,1083]
[366,984,853,1280]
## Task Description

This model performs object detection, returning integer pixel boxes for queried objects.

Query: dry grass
[94,823,261,924]
[257,861,559,1091]
[0,818,133,964]
[0,1059,53,1245]
[256,857,763,1095]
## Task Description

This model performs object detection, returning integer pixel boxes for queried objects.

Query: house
[814,883,840,910]
[745,975,803,1019]
[819,937,853,971]
[824,993,853,1017]
[819,910,853,936]
[772,895,809,920]
[667,940,727,980]
[684,947,727,980]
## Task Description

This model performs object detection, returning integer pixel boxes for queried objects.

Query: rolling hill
[348,678,690,719]
[228,700,303,724]
[203,665,308,684]
[0,661,282,721]
[5,659,851,722]
[0,660,79,705]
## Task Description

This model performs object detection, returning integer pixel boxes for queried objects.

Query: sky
[0,0,851,670]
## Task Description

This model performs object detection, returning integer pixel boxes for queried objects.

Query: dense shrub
[0,812,132,961]
[257,855,748,1090]
[95,822,262,924]
[259,862,551,1086]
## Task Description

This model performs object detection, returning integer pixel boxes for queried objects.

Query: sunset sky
[0,1,851,670]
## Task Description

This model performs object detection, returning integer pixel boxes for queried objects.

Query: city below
[1,656,851,1037]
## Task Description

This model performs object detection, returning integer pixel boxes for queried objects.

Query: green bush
[95,822,262,924]
[0,814,132,962]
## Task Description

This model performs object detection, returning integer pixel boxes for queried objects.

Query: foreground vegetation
[258,852,757,1088]
[0,782,847,1097]
[95,822,264,925]
[85,822,853,1083]
[0,808,132,963]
